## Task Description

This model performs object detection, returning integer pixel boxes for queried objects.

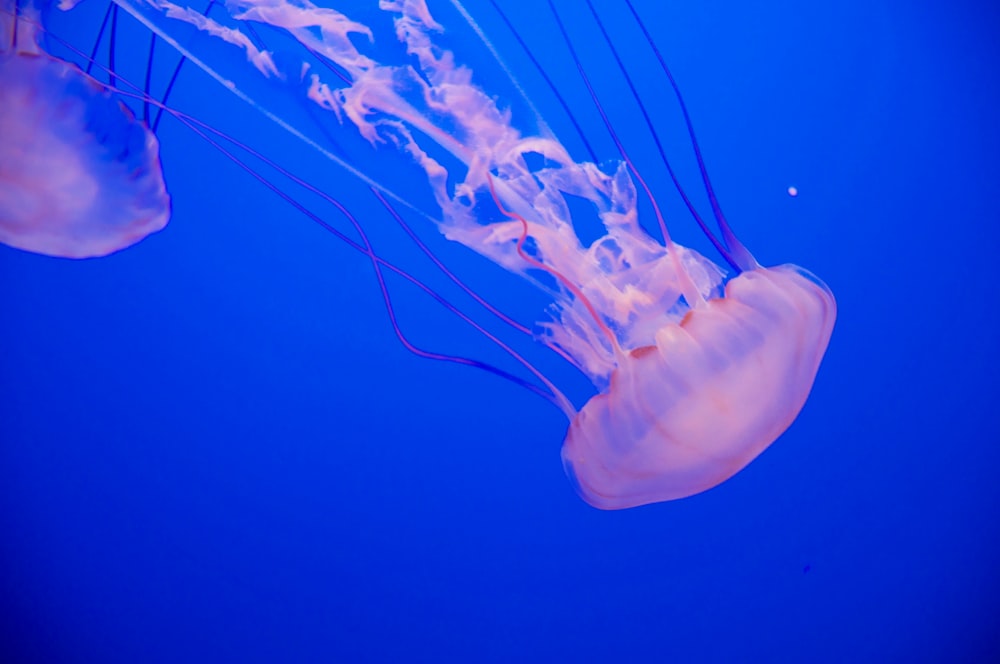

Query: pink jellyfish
[45,0,835,509]
[0,0,169,259]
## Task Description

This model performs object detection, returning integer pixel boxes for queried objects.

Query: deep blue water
[2,1,998,662]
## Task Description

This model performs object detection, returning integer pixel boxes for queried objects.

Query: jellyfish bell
[0,0,170,259]
[562,265,837,509]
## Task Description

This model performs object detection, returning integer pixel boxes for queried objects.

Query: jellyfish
[26,0,836,509]
[0,0,169,258]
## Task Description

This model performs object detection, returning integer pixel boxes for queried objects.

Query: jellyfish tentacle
[108,2,117,87]
[7,0,16,49]
[378,184,534,340]
[151,1,219,132]
[83,1,113,75]
[143,31,156,123]
[622,0,758,272]
[487,172,623,360]
[546,0,706,309]
[3,0,40,54]
[477,0,599,164]
[448,0,564,155]
[583,0,741,274]
[363,188,561,409]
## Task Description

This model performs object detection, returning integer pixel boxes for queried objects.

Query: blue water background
[1,0,998,661]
